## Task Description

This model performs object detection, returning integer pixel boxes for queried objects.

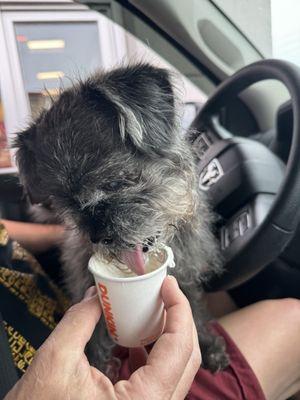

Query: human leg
[218,298,300,400]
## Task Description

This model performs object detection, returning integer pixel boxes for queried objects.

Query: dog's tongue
[120,244,146,275]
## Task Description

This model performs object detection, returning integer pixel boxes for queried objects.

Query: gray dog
[15,63,228,377]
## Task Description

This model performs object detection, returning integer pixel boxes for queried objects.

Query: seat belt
[0,312,18,399]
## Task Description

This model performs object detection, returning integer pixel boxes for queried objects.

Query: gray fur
[15,63,228,377]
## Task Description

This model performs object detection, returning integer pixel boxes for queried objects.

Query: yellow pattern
[0,224,72,375]
[3,321,36,373]
[0,267,61,329]
[0,223,8,246]
[12,241,44,275]
[12,241,70,312]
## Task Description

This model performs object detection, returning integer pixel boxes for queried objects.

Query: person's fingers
[83,286,97,300]
[47,286,102,353]
[171,322,201,399]
[129,276,195,398]
[147,276,194,376]
[129,347,148,373]
[161,275,193,334]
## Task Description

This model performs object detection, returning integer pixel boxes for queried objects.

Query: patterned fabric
[0,223,70,377]
[0,223,266,399]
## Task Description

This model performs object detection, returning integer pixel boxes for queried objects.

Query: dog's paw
[200,333,230,373]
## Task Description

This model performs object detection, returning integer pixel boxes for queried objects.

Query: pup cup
[88,245,175,347]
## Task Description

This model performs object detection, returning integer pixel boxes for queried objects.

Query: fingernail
[83,286,97,300]
[166,275,178,287]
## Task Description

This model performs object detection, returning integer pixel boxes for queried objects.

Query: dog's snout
[90,233,100,244]
[88,220,114,245]
[84,201,115,244]
[90,236,114,246]
[103,237,114,245]
[89,230,114,245]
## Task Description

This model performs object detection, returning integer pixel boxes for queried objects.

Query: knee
[261,298,300,326]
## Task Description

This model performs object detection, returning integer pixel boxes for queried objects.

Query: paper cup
[88,245,175,348]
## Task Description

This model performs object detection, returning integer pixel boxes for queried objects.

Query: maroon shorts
[116,321,266,400]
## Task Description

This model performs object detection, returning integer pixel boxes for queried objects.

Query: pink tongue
[120,244,146,275]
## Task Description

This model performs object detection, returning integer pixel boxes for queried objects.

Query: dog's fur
[15,63,228,376]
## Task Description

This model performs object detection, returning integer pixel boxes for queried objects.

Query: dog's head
[16,63,198,273]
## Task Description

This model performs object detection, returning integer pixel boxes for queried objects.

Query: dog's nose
[103,237,114,245]
[89,225,106,244]
[90,234,100,244]
[89,231,114,245]
[86,203,115,244]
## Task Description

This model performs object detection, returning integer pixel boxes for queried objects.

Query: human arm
[0,219,64,254]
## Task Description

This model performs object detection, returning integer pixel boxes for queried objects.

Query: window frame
[0,8,127,173]
[0,13,19,174]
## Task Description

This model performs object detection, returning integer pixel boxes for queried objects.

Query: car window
[213,0,271,56]
[214,0,300,67]
[0,90,12,169]
[15,21,102,119]
[120,28,207,131]
[0,4,213,174]
[9,9,207,130]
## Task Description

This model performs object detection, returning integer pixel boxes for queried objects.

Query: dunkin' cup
[88,245,175,347]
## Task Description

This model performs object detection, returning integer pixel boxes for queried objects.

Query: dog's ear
[14,126,48,204]
[87,63,178,155]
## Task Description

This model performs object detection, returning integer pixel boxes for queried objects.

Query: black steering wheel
[191,59,300,291]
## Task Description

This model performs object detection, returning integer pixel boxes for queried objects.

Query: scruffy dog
[15,63,228,376]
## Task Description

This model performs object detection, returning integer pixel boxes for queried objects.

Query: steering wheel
[191,59,300,291]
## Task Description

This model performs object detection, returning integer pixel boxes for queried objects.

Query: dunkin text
[98,283,118,341]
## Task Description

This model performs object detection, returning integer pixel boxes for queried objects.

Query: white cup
[88,245,175,348]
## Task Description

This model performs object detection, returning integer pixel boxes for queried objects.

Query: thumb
[49,286,102,352]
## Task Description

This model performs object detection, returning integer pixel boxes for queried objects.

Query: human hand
[5,276,201,400]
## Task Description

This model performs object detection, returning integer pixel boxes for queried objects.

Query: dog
[15,63,229,377]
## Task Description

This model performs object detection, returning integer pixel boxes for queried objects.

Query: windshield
[214,0,300,66]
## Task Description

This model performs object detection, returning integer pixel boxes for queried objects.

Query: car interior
[1,0,300,323]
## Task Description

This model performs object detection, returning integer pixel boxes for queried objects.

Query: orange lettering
[98,283,108,295]
[97,282,118,341]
